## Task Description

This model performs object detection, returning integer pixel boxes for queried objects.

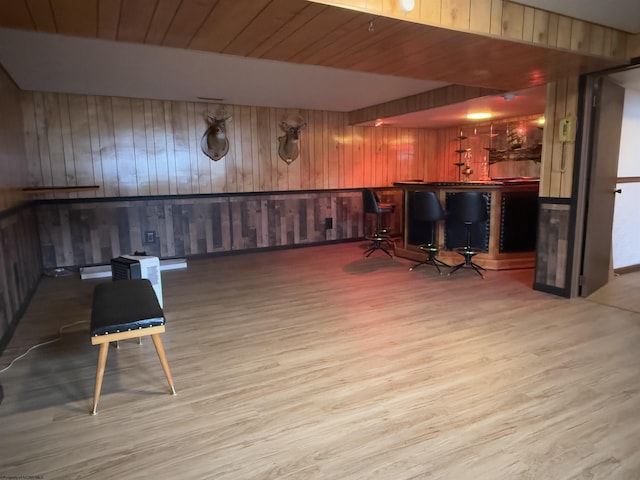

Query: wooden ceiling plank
[144,0,182,45]
[247,2,329,58]
[51,0,98,37]
[323,18,410,70]
[162,0,218,48]
[0,0,624,106]
[25,0,56,32]
[287,13,370,63]
[358,26,461,73]
[373,37,515,87]
[223,0,309,57]
[118,0,159,43]
[260,5,358,61]
[297,14,372,64]
[345,22,456,70]
[0,1,36,30]
[336,23,461,75]
[98,0,121,40]
[393,34,616,91]
[189,0,273,53]
[388,38,485,79]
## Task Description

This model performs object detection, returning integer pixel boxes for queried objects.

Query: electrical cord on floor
[0,320,89,374]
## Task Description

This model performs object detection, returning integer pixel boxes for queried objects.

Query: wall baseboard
[613,264,640,275]
[79,258,187,279]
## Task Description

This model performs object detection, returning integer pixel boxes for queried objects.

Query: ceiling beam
[347,84,504,125]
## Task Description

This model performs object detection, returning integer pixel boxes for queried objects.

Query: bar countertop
[393,178,540,187]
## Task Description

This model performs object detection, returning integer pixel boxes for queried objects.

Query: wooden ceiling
[0,0,624,92]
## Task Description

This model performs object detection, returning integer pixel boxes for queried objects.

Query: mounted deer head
[278,118,306,165]
[201,114,231,161]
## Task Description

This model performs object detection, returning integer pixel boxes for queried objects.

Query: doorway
[576,64,640,297]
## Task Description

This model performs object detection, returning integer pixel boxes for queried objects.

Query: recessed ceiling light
[467,112,492,120]
[400,0,415,12]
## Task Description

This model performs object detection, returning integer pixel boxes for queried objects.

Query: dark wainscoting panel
[500,191,538,253]
[37,189,404,269]
[534,200,571,295]
[0,204,43,354]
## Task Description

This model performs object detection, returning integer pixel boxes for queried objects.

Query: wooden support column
[540,78,580,198]
[534,76,580,296]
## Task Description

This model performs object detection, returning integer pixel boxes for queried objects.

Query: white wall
[612,87,640,269]
[616,88,640,177]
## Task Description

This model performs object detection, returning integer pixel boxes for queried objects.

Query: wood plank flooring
[587,270,640,314]
[1,243,640,479]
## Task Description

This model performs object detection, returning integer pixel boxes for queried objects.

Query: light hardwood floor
[1,243,640,479]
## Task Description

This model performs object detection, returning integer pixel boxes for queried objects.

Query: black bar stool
[448,192,488,278]
[362,188,395,258]
[409,191,450,274]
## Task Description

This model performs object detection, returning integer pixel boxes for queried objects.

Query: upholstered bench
[90,278,176,415]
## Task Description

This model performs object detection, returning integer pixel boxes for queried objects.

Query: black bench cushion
[91,279,165,337]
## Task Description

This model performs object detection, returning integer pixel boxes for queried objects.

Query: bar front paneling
[394,180,539,270]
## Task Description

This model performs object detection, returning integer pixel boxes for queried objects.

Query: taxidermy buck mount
[201,114,231,161]
[278,117,306,165]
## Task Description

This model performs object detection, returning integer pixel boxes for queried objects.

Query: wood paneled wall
[21,91,548,199]
[0,68,43,353]
[21,92,444,197]
[440,115,543,182]
[629,34,640,59]
[0,67,29,211]
[36,188,403,269]
[22,90,550,270]
[540,78,580,198]
[0,207,43,353]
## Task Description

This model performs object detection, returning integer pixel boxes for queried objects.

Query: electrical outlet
[144,231,156,244]
[325,217,333,229]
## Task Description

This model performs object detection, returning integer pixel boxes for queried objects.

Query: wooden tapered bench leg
[91,343,110,415]
[151,334,176,395]
[90,279,176,414]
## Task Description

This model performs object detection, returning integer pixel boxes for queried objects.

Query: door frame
[571,64,640,297]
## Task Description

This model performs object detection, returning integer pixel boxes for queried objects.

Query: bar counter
[393,179,539,270]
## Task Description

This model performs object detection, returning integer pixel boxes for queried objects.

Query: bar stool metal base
[448,247,486,278]
[410,244,450,274]
[364,233,394,258]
